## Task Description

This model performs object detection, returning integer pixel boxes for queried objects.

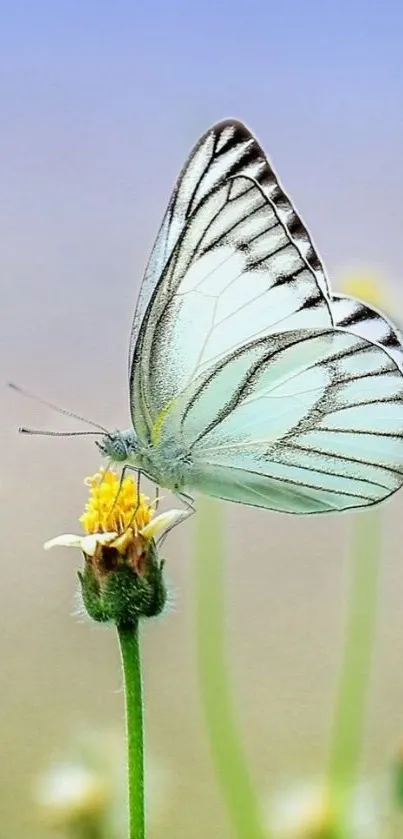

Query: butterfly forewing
[129,122,333,436]
[129,120,330,372]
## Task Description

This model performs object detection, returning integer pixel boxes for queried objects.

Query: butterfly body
[101,119,403,514]
[99,429,193,492]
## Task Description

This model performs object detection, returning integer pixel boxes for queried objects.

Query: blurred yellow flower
[338,268,390,311]
[268,783,334,839]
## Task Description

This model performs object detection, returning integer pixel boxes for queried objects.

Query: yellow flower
[44,468,186,563]
[44,468,187,624]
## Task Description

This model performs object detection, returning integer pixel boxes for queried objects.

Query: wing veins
[202,460,372,502]
[280,440,403,477]
[315,427,402,438]
[184,330,330,445]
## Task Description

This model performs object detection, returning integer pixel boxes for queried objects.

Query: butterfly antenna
[8,382,108,433]
[18,428,103,437]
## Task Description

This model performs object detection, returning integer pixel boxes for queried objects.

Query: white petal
[140,509,188,540]
[44,534,85,551]
[44,532,118,556]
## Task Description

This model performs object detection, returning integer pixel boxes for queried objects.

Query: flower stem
[118,623,145,839]
[195,499,267,839]
[327,509,382,834]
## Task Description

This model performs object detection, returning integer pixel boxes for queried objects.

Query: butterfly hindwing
[332,293,403,369]
[169,328,403,512]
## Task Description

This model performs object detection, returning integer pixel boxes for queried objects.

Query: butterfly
[98,119,403,515]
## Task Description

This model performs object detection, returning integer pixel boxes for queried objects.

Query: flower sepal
[78,535,167,628]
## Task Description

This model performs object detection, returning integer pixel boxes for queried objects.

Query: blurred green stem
[195,499,267,839]
[70,820,103,839]
[118,624,145,839]
[327,510,382,835]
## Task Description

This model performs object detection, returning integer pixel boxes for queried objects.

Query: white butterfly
[99,119,403,515]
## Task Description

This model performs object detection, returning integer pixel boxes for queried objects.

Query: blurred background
[2,1,403,837]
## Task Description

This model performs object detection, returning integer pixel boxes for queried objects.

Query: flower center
[79,469,153,535]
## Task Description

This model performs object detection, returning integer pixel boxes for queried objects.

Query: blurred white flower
[266,778,383,839]
[35,761,108,828]
[34,727,170,837]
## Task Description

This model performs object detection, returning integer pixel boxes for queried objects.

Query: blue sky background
[2,5,403,837]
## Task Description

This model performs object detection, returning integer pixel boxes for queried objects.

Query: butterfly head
[96,429,139,464]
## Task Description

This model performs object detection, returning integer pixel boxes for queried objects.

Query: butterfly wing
[332,293,403,368]
[129,120,330,370]
[129,120,332,440]
[170,328,403,513]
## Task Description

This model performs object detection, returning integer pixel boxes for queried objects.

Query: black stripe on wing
[191,121,329,296]
[205,122,330,296]
[137,174,330,420]
[129,119,330,372]
[332,293,403,365]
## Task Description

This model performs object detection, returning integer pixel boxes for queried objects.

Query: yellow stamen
[79,469,153,536]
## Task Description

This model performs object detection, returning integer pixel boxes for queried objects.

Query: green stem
[118,623,145,839]
[195,499,267,839]
[327,509,382,834]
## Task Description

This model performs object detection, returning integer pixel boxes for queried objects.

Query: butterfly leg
[107,463,128,517]
[95,460,127,520]
[175,490,196,516]
[107,463,144,520]
[155,490,195,548]
[117,465,157,530]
